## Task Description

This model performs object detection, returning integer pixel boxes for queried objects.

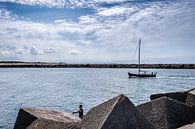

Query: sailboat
[128,39,157,78]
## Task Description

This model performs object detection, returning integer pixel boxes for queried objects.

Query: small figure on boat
[72,104,84,119]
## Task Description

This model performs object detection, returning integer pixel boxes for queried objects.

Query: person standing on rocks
[72,104,84,119]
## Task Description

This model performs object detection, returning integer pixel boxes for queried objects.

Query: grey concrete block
[150,92,187,103]
[14,108,81,129]
[81,94,155,129]
[186,89,195,107]
[177,122,195,129]
[137,97,194,129]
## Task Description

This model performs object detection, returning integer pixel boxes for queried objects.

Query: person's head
[79,104,83,109]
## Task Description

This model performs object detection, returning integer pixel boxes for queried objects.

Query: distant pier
[0,61,195,69]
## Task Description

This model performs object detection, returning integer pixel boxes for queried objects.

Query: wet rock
[186,89,195,107]
[177,122,195,129]
[137,97,194,129]
[81,94,155,129]
[150,91,187,103]
[14,108,81,129]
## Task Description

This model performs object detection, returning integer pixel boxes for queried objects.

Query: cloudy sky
[0,0,194,63]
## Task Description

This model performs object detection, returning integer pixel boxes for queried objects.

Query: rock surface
[81,94,155,129]
[14,108,81,129]
[137,97,194,129]
[150,91,187,103]
[177,122,195,129]
[14,88,195,129]
[186,89,195,107]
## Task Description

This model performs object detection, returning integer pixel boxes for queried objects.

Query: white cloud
[78,16,98,24]
[97,6,127,16]
[0,8,11,19]
[30,46,38,55]
[0,45,16,56]
[44,48,57,54]
[0,0,194,63]
[97,0,126,3]
[69,49,82,55]
[0,0,127,8]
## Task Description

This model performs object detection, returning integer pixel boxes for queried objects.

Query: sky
[0,0,194,63]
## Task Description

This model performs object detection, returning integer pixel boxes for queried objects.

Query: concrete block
[186,89,195,107]
[14,108,81,129]
[150,92,187,103]
[137,97,194,129]
[177,122,195,129]
[81,94,155,129]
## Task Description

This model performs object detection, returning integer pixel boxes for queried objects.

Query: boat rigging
[128,39,157,78]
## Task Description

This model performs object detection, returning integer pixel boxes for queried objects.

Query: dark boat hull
[128,72,156,78]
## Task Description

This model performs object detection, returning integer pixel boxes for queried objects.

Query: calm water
[0,68,195,129]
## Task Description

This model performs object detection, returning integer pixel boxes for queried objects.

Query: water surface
[0,68,195,129]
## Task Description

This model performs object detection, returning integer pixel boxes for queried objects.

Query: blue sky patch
[0,2,96,23]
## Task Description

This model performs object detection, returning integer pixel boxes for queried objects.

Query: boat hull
[128,72,156,78]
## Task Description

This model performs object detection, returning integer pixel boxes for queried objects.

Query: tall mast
[138,39,141,73]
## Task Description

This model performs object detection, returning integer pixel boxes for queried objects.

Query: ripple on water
[0,68,195,128]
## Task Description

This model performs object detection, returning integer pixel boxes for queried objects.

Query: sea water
[0,68,195,129]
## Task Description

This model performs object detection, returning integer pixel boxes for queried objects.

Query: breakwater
[0,62,195,69]
[14,88,195,129]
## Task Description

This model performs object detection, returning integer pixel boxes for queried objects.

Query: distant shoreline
[0,62,195,69]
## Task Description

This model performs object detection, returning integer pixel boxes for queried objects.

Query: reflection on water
[0,68,195,129]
